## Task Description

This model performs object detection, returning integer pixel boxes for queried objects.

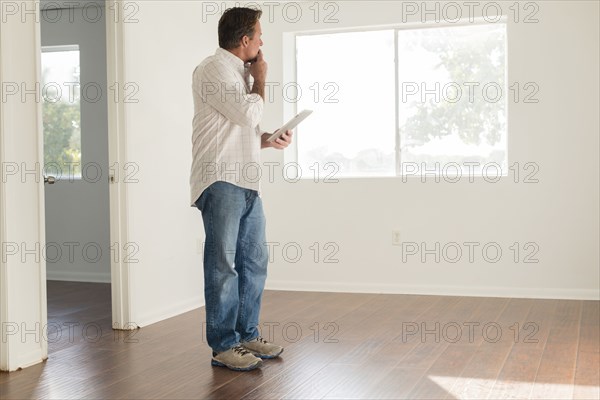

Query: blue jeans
[195,181,268,354]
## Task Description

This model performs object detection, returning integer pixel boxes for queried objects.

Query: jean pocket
[195,189,208,211]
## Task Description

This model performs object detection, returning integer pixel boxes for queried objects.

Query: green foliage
[43,100,81,175]
[402,27,506,148]
[42,60,81,176]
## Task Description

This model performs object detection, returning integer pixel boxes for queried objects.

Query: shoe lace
[255,336,269,344]
[233,345,251,356]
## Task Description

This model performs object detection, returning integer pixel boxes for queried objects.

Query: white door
[40,4,111,284]
[0,1,48,371]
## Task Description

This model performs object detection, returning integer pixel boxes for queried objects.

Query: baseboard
[135,296,205,328]
[46,270,110,283]
[265,279,600,300]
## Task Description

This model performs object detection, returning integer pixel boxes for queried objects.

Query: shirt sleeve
[198,62,264,128]
[256,124,267,137]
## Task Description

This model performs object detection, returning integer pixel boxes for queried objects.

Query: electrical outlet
[392,230,401,246]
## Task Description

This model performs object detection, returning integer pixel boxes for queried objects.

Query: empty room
[0,0,598,399]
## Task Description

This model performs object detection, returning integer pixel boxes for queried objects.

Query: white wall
[258,0,600,299]
[118,1,205,327]
[118,0,598,330]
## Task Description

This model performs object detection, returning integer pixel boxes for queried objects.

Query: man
[190,7,292,372]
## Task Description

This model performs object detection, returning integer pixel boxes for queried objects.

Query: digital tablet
[266,109,313,142]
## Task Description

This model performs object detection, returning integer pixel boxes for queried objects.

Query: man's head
[218,7,263,62]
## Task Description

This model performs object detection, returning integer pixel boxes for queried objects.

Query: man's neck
[226,47,246,63]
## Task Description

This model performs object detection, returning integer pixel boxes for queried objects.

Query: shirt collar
[215,48,246,76]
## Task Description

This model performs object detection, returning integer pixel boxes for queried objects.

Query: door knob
[44,176,56,184]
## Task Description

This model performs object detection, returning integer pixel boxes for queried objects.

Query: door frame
[36,1,134,331]
[0,0,134,371]
[105,0,134,330]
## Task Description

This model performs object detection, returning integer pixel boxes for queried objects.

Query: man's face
[246,20,263,60]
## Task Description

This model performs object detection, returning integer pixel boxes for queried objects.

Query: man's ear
[241,36,249,48]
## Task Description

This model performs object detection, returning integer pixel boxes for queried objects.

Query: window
[296,30,396,177]
[41,45,82,178]
[295,22,507,178]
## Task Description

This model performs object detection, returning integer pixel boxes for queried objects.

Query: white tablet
[266,109,313,142]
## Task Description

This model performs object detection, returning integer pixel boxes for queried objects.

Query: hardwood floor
[0,281,598,399]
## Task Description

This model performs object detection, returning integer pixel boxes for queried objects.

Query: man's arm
[199,64,264,128]
[250,50,293,149]
[251,78,265,100]
[249,49,267,100]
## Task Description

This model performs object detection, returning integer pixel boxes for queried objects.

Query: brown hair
[218,7,262,50]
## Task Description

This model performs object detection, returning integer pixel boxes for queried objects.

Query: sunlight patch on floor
[429,374,598,400]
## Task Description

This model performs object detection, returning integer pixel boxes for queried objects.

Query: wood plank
[529,300,582,400]
[485,298,558,399]
[324,296,486,399]
[401,297,520,400]
[436,297,513,399]
[573,300,600,400]
[284,295,443,399]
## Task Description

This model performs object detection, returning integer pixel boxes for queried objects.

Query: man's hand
[261,130,293,149]
[249,49,267,81]
[249,50,267,99]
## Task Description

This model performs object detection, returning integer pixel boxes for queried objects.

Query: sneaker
[241,336,284,359]
[211,345,263,371]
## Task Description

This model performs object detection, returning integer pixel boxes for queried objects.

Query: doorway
[40,1,112,353]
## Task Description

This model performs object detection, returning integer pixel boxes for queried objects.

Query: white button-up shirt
[190,48,264,206]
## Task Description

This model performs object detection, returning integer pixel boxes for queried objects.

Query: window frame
[289,17,509,179]
[41,44,83,180]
